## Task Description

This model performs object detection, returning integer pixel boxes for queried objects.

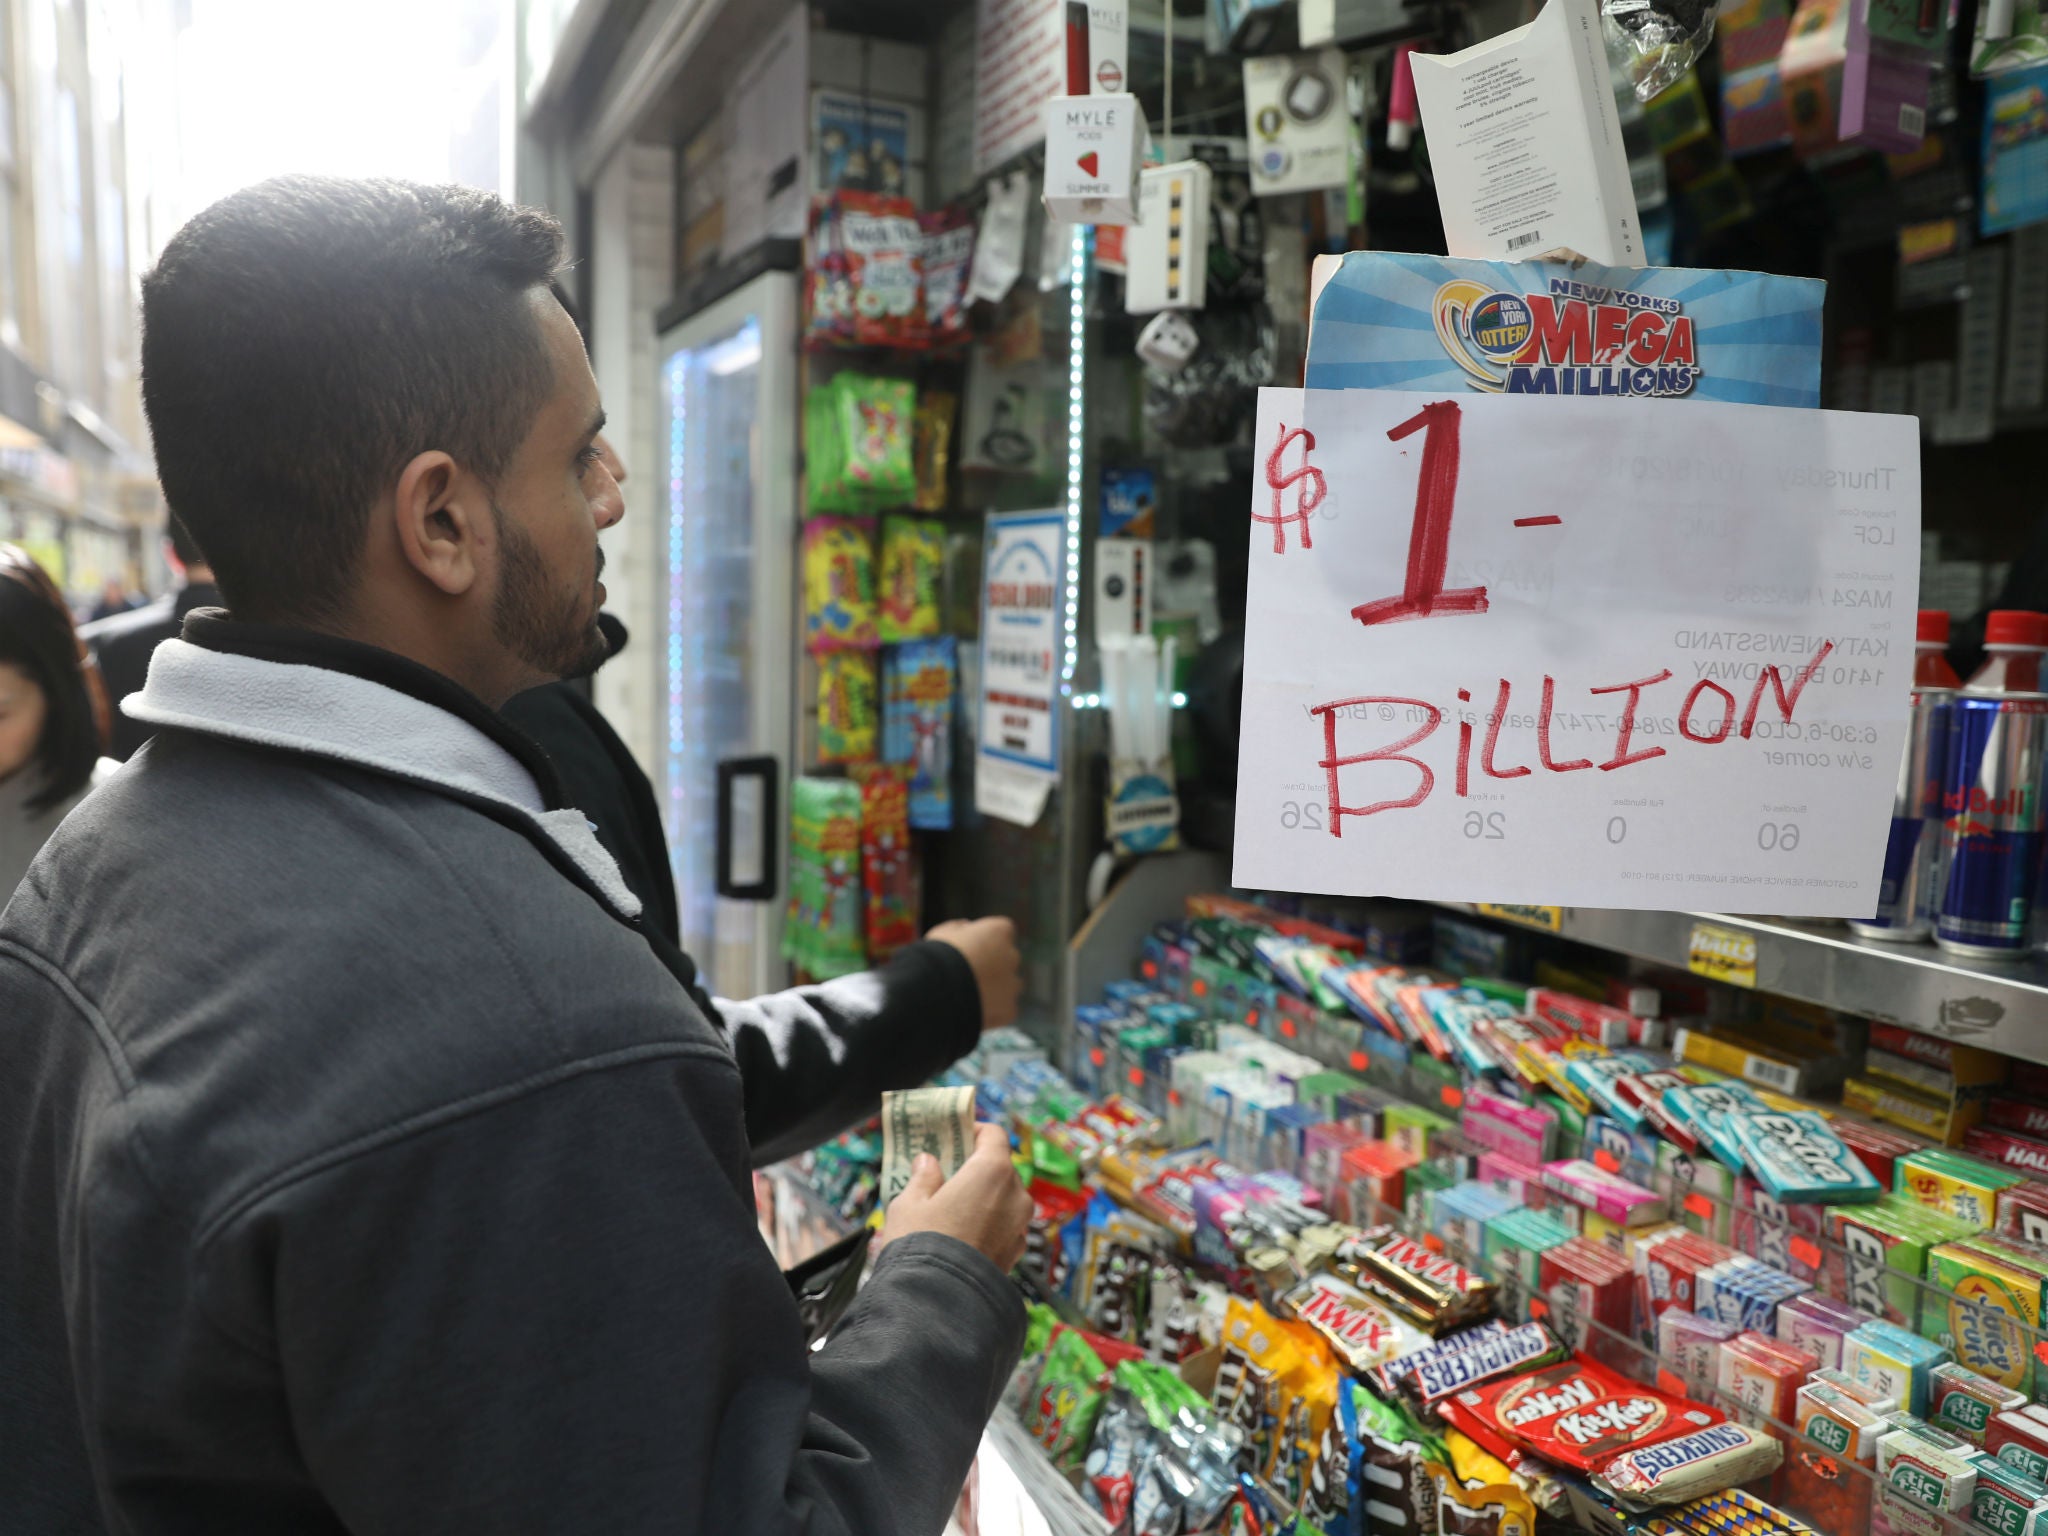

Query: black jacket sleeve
[649,932,985,1165]
[225,1049,1024,1536]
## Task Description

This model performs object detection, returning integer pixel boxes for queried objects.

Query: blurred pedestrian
[0,545,114,898]
[81,513,223,760]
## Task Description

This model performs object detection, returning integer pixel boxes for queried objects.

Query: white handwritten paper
[1232,387,1921,914]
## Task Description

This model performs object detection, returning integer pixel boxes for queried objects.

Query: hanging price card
[1233,387,1920,914]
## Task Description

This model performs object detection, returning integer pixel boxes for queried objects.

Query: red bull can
[1850,686,1951,941]
[1935,695,2048,957]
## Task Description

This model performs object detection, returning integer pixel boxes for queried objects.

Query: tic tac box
[1304,251,1825,406]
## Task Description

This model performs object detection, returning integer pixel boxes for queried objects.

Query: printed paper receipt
[1232,387,1921,916]
[879,1086,977,1204]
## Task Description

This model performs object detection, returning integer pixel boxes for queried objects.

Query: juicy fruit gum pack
[1304,252,1824,407]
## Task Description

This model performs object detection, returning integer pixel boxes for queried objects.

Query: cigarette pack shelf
[775,893,2048,1535]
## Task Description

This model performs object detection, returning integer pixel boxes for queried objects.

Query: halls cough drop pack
[1305,252,1824,408]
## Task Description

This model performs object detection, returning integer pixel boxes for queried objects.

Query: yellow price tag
[1687,922,1758,988]
[1477,903,1563,932]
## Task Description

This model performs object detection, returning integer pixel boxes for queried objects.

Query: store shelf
[1441,902,2048,1064]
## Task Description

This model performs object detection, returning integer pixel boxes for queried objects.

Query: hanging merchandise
[805,373,917,514]
[883,635,957,830]
[1136,310,1202,373]
[817,650,880,764]
[1780,0,1851,156]
[1100,634,1182,857]
[968,171,1032,305]
[1124,161,1213,315]
[1604,0,1724,99]
[782,776,865,980]
[805,191,928,350]
[1409,0,1643,266]
[961,351,1051,473]
[1983,67,2048,234]
[919,207,977,347]
[876,514,945,642]
[802,514,880,653]
[1142,305,1276,449]
[1974,0,2048,75]
[1099,466,1158,539]
[911,390,957,512]
[1243,50,1352,197]
[852,763,918,961]
[1041,94,1148,225]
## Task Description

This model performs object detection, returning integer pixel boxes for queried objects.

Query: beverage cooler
[656,271,800,999]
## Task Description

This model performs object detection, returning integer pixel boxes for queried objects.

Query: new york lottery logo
[1433,278,1702,399]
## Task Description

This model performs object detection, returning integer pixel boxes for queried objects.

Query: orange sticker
[1423,1233,1445,1254]
[1128,1067,1145,1088]
[2035,1340,2048,1369]
[1246,1009,1261,1028]
[1350,1051,1369,1072]
[1167,1089,1182,1107]
[1529,1297,1550,1321]
[1441,1085,1464,1110]
[1141,960,1158,979]
[1789,1236,1822,1269]
[1192,978,1208,998]
[1684,1192,1714,1220]
[1281,1018,1298,1038]
[1090,1048,1106,1068]
[1593,1148,1622,1174]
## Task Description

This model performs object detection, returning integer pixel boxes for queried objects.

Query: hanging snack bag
[876,514,944,641]
[883,635,956,830]
[920,207,976,348]
[835,191,927,349]
[781,777,865,979]
[804,194,851,346]
[816,651,878,764]
[832,373,917,510]
[802,516,878,653]
[851,763,915,959]
[912,389,956,512]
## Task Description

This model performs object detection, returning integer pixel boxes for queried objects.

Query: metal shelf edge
[1433,901,2048,1065]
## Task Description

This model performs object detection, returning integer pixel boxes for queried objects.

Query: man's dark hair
[140,177,565,624]
[0,546,109,810]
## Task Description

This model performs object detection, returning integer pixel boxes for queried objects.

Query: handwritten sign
[1232,387,1920,914]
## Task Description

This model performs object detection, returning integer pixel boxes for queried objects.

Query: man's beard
[491,506,608,681]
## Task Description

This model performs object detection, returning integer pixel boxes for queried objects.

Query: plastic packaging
[875,514,943,642]
[1605,0,1723,102]
[802,516,879,653]
[816,651,878,764]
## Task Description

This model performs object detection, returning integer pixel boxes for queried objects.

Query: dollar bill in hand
[879,1085,976,1205]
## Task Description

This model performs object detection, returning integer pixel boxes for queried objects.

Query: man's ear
[391,450,486,597]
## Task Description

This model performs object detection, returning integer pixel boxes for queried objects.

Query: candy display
[875,513,943,642]
[851,763,915,960]
[804,374,917,516]
[802,515,879,653]
[768,891,2048,1535]
[815,650,877,764]
[806,191,928,350]
[881,635,955,829]
[781,776,865,980]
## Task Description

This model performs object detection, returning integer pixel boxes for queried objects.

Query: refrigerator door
[658,271,797,999]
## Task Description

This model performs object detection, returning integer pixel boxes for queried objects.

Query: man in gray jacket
[0,176,1032,1534]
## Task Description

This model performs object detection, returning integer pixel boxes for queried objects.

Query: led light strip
[1061,222,1088,690]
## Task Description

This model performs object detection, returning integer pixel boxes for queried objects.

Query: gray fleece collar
[126,638,644,921]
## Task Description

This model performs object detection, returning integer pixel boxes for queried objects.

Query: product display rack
[1430,904,2048,1067]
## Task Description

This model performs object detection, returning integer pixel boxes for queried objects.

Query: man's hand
[926,916,1022,1033]
[877,1123,1033,1272]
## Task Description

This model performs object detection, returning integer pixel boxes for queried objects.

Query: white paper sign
[1232,387,1921,914]
[975,0,1066,177]
[977,509,1066,825]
